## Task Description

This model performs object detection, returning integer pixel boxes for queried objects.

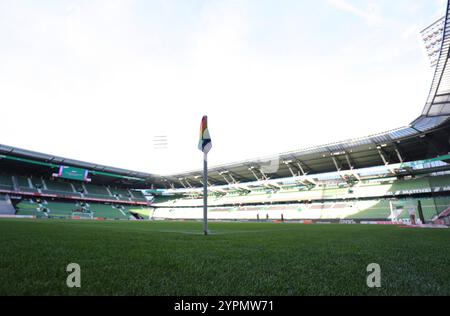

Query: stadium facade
[2,2,450,224]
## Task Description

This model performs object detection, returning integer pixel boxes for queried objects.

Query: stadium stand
[16,175,37,193]
[109,187,132,200]
[45,201,78,217]
[43,179,76,195]
[0,174,13,191]
[83,183,113,199]
[89,203,130,220]
[147,171,450,222]
[12,198,139,220]
[2,3,450,224]
[15,198,40,216]
[130,190,147,202]
[30,177,43,191]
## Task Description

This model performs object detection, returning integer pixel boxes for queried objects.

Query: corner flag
[199,116,211,235]
[198,116,212,154]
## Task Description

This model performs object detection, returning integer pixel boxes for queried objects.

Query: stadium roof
[160,117,450,188]
[0,144,157,188]
[2,2,450,189]
[2,114,450,189]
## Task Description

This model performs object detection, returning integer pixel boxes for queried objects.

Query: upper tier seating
[110,187,131,200]
[130,190,147,202]
[29,177,44,190]
[15,176,37,193]
[0,174,13,191]
[83,183,113,199]
[42,179,76,195]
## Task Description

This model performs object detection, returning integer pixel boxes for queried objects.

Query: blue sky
[0,0,447,174]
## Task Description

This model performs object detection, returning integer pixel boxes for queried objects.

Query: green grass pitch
[0,219,449,296]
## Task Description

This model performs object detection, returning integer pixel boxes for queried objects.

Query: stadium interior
[2,3,450,226]
[2,125,450,224]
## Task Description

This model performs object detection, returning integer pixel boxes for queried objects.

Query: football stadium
[1,1,450,299]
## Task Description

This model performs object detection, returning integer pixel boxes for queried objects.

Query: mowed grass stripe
[0,219,449,295]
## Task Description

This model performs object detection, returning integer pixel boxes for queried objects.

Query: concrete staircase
[0,194,16,215]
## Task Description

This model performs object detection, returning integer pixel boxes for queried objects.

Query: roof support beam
[178,178,187,189]
[193,175,205,186]
[258,168,269,180]
[394,142,408,162]
[248,167,262,182]
[290,155,311,175]
[377,148,389,166]
[219,172,232,185]
[184,179,194,188]
[345,153,354,170]
[344,153,361,181]
[283,161,297,177]
[228,172,239,184]
[331,156,341,172]
[219,170,241,185]
[394,147,404,163]
[296,162,306,176]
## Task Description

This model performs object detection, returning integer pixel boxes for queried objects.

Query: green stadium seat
[90,203,129,220]
[45,201,78,217]
[429,175,450,190]
[15,199,41,216]
[347,200,392,219]
[15,176,37,193]
[130,190,147,202]
[110,187,132,199]
[83,183,113,199]
[30,177,44,190]
[44,179,75,194]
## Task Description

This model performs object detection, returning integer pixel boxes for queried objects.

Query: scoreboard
[53,166,91,182]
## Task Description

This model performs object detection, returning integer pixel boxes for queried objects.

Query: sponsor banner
[340,219,357,224]
[376,221,399,225]
[360,221,400,225]
[0,214,35,219]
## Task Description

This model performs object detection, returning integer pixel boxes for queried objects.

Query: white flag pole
[203,152,208,235]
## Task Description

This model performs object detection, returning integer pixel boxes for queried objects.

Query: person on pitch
[408,207,416,225]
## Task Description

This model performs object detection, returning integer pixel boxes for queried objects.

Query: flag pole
[199,115,211,236]
[203,152,208,235]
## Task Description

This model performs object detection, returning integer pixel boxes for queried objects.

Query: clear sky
[0,0,447,174]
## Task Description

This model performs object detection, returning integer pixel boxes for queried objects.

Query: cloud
[328,0,383,26]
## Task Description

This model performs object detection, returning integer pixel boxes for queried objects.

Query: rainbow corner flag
[198,115,212,154]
